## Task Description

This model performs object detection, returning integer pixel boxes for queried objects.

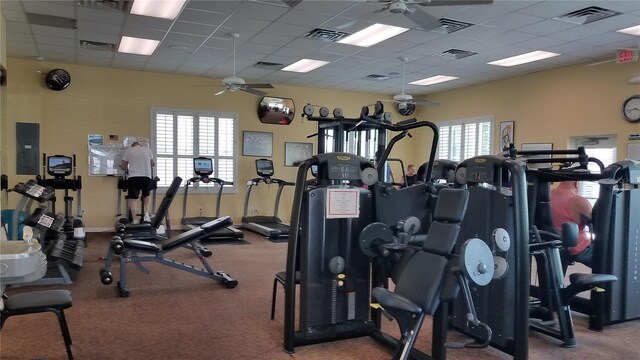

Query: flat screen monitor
[193,157,213,176]
[256,159,274,177]
[47,155,72,177]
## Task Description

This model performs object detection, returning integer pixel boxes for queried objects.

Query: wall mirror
[258,96,295,125]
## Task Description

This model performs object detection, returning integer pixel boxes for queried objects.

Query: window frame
[569,135,617,205]
[436,115,495,162]
[150,107,239,194]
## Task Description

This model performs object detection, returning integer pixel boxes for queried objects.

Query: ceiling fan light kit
[215,33,273,97]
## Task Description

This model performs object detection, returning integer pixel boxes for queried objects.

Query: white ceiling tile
[261,22,309,37]
[277,8,334,27]
[77,48,115,59]
[185,1,241,14]
[1,0,24,12]
[582,13,640,32]
[517,19,577,36]
[518,1,602,18]
[546,24,614,42]
[7,43,38,55]
[443,3,510,25]
[218,16,271,33]
[239,42,281,55]
[369,39,419,53]
[320,42,362,56]
[165,32,208,46]
[271,46,310,58]
[483,30,538,47]
[2,10,29,22]
[287,38,332,52]
[392,29,442,44]
[76,20,122,36]
[575,31,635,47]
[122,26,167,41]
[309,52,345,62]
[233,2,290,21]
[170,21,217,37]
[512,35,566,50]
[31,24,75,39]
[454,25,505,41]
[125,14,174,31]
[33,34,76,48]
[203,36,233,49]
[76,56,113,67]
[289,1,358,16]
[177,8,230,26]
[246,32,295,47]
[6,21,32,34]
[483,12,545,31]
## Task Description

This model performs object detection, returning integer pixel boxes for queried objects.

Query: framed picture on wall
[285,142,313,167]
[243,131,273,157]
[499,121,515,151]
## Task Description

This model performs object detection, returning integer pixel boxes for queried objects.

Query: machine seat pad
[5,290,72,311]
[569,273,617,286]
[372,287,422,314]
[162,216,233,252]
[123,239,161,252]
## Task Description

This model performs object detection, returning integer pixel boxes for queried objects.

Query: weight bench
[100,216,238,298]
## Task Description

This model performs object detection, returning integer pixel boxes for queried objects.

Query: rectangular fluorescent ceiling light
[617,25,640,36]
[409,75,458,86]
[282,59,329,73]
[488,50,560,67]
[118,36,160,55]
[130,0,186,19]
[338,23,409,47]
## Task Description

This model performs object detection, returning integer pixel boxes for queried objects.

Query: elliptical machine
[37,154,86,244]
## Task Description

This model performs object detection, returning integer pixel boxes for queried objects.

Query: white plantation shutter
[152,109,238,192]
[437,116,494,163]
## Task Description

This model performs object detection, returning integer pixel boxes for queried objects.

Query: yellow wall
[3,55,639,230]
[3,57,391,229]
[412,60,640,161]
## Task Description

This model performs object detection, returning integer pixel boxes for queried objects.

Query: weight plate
[303,104,314,116]
[359,222,394,257]
[398,217,421,236]
[329,256,345,274]
[383,112,392,121]
[361,106,369,117]
[319,107,329,117]
[492,228,511,252]
[333,108,343,118]
[361,167,378,186]
[460,238,495,286]
[493,256,509,279]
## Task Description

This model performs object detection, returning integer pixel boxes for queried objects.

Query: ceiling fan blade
[245,83,274,89]
[417,0,493,5]
[404,6,441,31]
[214,89,226,96]
[412,98,440,106]
[241,87,268,96]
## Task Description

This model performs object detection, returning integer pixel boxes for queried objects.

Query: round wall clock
[622,95,640,122]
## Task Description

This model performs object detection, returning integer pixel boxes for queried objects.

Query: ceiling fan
[215,33,273,97]
[383,57,440,111]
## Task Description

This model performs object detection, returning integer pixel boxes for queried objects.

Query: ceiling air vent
[364,74,390,81]
[80,40,116,52]
[553,6,620,25]
[26,13,76,29]
[432,18,475,34]
[439,49,478,60]
[304,28,349,43]
[78,0,132,12]
[254,61,284,69]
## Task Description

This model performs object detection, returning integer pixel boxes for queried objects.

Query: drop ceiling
[2,0,639,96]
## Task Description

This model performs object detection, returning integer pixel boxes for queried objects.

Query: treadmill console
[256,159,274,178]
[194,157,214,177]
[47,155,72,177]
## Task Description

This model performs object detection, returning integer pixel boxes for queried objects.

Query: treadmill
[181,157,244,242]
[241,159,294,240]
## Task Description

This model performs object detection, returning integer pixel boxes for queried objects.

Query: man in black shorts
[121,142,155,223]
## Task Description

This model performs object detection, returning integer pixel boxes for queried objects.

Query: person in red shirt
[550,181,593,267]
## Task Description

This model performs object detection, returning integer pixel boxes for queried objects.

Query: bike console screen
[256,159,274,178]
[47,156,72,177]
[194,157,213,176]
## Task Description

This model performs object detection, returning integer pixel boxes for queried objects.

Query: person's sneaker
[143,213,152,223]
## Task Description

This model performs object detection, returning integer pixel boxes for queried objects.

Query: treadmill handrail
[242,177,295,218]
[182,175,231,219]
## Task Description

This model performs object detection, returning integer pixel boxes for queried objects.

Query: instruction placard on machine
[326,189,360,219]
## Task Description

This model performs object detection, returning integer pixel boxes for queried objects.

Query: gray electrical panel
[16,122,40,175]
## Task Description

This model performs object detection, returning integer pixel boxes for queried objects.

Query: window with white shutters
[151,109,238,193]
[570,135,617,205]
[437,116,494,163]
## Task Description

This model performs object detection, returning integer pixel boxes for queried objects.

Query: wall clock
[623,95,640,122]
[45,69,71,91]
